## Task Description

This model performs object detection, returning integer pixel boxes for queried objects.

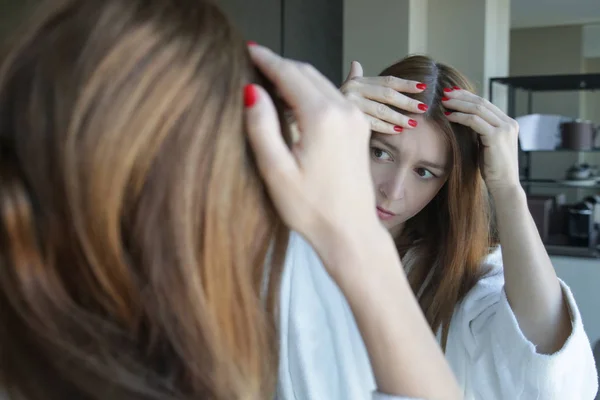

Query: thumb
[344,61,364,84]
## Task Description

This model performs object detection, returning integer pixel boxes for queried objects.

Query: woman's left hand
[441,88,520,195]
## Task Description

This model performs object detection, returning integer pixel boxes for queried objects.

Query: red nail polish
[244,84,258,107]
[441,97,450,101]
[394,126,403,132]
[453,86,460,90]
[247,40,258,46]
[418,103,428,111]
[444,111,452,116]
[416,83,427,90]
[408,119,418,127]
[443,88,453,93]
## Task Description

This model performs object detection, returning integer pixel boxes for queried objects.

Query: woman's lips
[376,206,396,221]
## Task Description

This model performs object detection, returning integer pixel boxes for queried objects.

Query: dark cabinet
[217,0,343,84]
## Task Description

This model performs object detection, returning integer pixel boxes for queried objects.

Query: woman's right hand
[340,61,428,133]
[244,44,383,271]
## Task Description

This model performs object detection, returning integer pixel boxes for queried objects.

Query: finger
[293,59,346,101]
[343,61,364,84]
[244,84,300,189]
[444,112,495,137]
[249,45,340,107]
[444,88,510,122]
[442,97,503,127]
[360,75,426,94]
[350,84,427,114]
[351,96,417,130]
[366,115,405,135]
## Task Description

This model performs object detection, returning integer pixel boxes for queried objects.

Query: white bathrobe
[276,233,598,400]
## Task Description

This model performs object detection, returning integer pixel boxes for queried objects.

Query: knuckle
[370,117,382,130]
[376,102,389,118]
[384,75,397,86]
[475,104,486,114]
[383,87,397,101]
[344,92,362,105]
[299,62,316,74]
[342,79,360,94]
[475,97,488,107]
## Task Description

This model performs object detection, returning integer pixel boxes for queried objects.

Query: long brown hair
[0,0,289,398]
[379,56,497,349]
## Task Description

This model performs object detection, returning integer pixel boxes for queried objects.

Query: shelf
[521,148,600,153]
[545,244,599,259]
[490,73,600,92]
[521,179,600,189]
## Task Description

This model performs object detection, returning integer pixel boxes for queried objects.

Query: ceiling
[511,0,600,29]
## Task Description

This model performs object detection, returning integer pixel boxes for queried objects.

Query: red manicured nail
[394,126,403,132]
[443,88,453,93]
[418,103,428,111]
[244,84,258,107]
[408,119,418,127]
[444,111,452,116]
[453,86,460,90]
[247,40,258,46]
[442,97,450,101]
[416,83,427,90]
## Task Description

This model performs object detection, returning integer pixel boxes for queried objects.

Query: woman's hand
[244,45,381,269]
[340,61,428,134]
[441,88,520,195]
[443,88,572,354]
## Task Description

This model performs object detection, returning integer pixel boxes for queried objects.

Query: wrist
[489,183,526,203]
[310,218,402,287]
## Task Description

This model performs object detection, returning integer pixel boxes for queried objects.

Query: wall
[217,0,282,53]
[426,0,487,91]
[218,0,345,84]
[343,0,410,78]
[583,23,600,58]
[510,25,584,118]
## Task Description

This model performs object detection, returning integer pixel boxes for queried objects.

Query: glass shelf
[520,179,600,189]
[520,148,600,153]
[545,244,599,259]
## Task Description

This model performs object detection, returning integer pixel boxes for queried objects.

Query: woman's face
[370,115,450,236]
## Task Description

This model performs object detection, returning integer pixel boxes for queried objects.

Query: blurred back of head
[0,0,288,398]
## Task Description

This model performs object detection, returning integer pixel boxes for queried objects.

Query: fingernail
[247,40,258,46]
[441,97,450,101]
[444,111,452,116]
[408,119,418,127]
[244,84,258,107]
[418,103,428,111]
[443,87,453,93]
[394,126,404,132]
[416,83,427,90]
[453,86,460,90]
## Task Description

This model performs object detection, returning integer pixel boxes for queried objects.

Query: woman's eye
[370,147,392,161]
[416,168,435,179]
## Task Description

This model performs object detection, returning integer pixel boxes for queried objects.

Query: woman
[277,55,598,399]
[0,0,460,399]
